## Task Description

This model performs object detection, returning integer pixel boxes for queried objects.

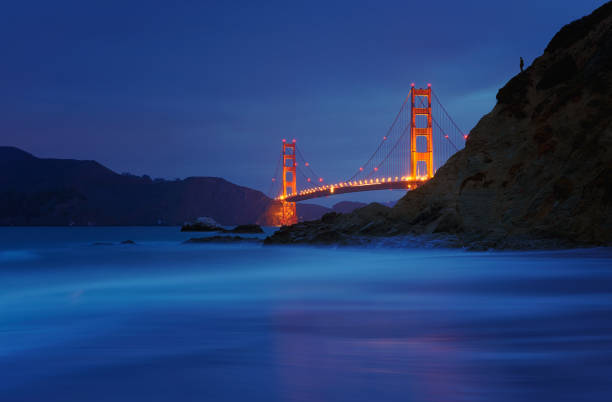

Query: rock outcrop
[229,224,264,234]
[184,236,261,244]
[180,222,225,232]
[266,2,612,248]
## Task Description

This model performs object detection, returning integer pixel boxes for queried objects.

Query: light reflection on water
[0,227,611,401]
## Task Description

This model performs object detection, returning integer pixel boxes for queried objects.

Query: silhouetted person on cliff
[520,57,524,72]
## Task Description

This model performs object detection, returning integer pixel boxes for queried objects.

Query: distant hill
[297,201,370,221]
[331,201,368,214]
[297,203,331,222]
[0,147,328,226]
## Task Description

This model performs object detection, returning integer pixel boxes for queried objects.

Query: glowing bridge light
[427,83,431,87]
[374,167,378,171]
[411,82,415,87]
[359,167,363,171]
[307,178,311,182]
[292,139,296,143]
[464,134,469,139]
[282,139,286,142]
[319,178,323,182]
[383,136,387,140]
[305,162,309,166]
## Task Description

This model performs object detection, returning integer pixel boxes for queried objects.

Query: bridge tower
[280,139,298,226]
[410,84,434,179]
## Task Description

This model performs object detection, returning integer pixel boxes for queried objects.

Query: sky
[0,0,607,205]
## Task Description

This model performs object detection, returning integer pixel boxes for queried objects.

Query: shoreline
[0,225,607,251]
[263,227,604,251]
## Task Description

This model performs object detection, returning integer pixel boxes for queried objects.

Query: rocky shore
[181,220,264,234]
[184,235,261,244]
[266,2,612,249]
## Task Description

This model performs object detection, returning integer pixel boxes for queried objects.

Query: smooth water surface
[1,227,611,401]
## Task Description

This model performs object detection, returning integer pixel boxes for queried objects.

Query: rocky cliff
[266,2,612,248]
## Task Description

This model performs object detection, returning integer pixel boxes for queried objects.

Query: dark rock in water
[184,236,261,244]
[181,222,264,234]
[265,203,394,245]
[266,2,612,249]
[180,222,224,232]
[228,224,264,234]
[120,240,136,245]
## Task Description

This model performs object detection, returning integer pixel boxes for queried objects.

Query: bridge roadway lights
[282,179,428,203]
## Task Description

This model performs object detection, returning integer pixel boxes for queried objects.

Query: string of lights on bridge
[268,85,468,205]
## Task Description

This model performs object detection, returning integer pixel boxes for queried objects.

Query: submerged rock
[228,224,264,234]
[181,222,265,234]
[180,222,224,232]
[184,236,261,244]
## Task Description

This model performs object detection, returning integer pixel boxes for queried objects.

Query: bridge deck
[278,179,427,202]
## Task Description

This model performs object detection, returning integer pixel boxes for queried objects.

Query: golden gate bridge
[268,84,467,226]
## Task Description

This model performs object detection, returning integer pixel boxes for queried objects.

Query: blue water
[1,227,611,402]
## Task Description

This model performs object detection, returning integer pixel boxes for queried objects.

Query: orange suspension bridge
[268,84,468,226]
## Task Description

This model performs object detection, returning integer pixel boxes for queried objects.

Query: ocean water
[1,227,611,402]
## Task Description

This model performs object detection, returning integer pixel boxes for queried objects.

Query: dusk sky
[1,0,607,204]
